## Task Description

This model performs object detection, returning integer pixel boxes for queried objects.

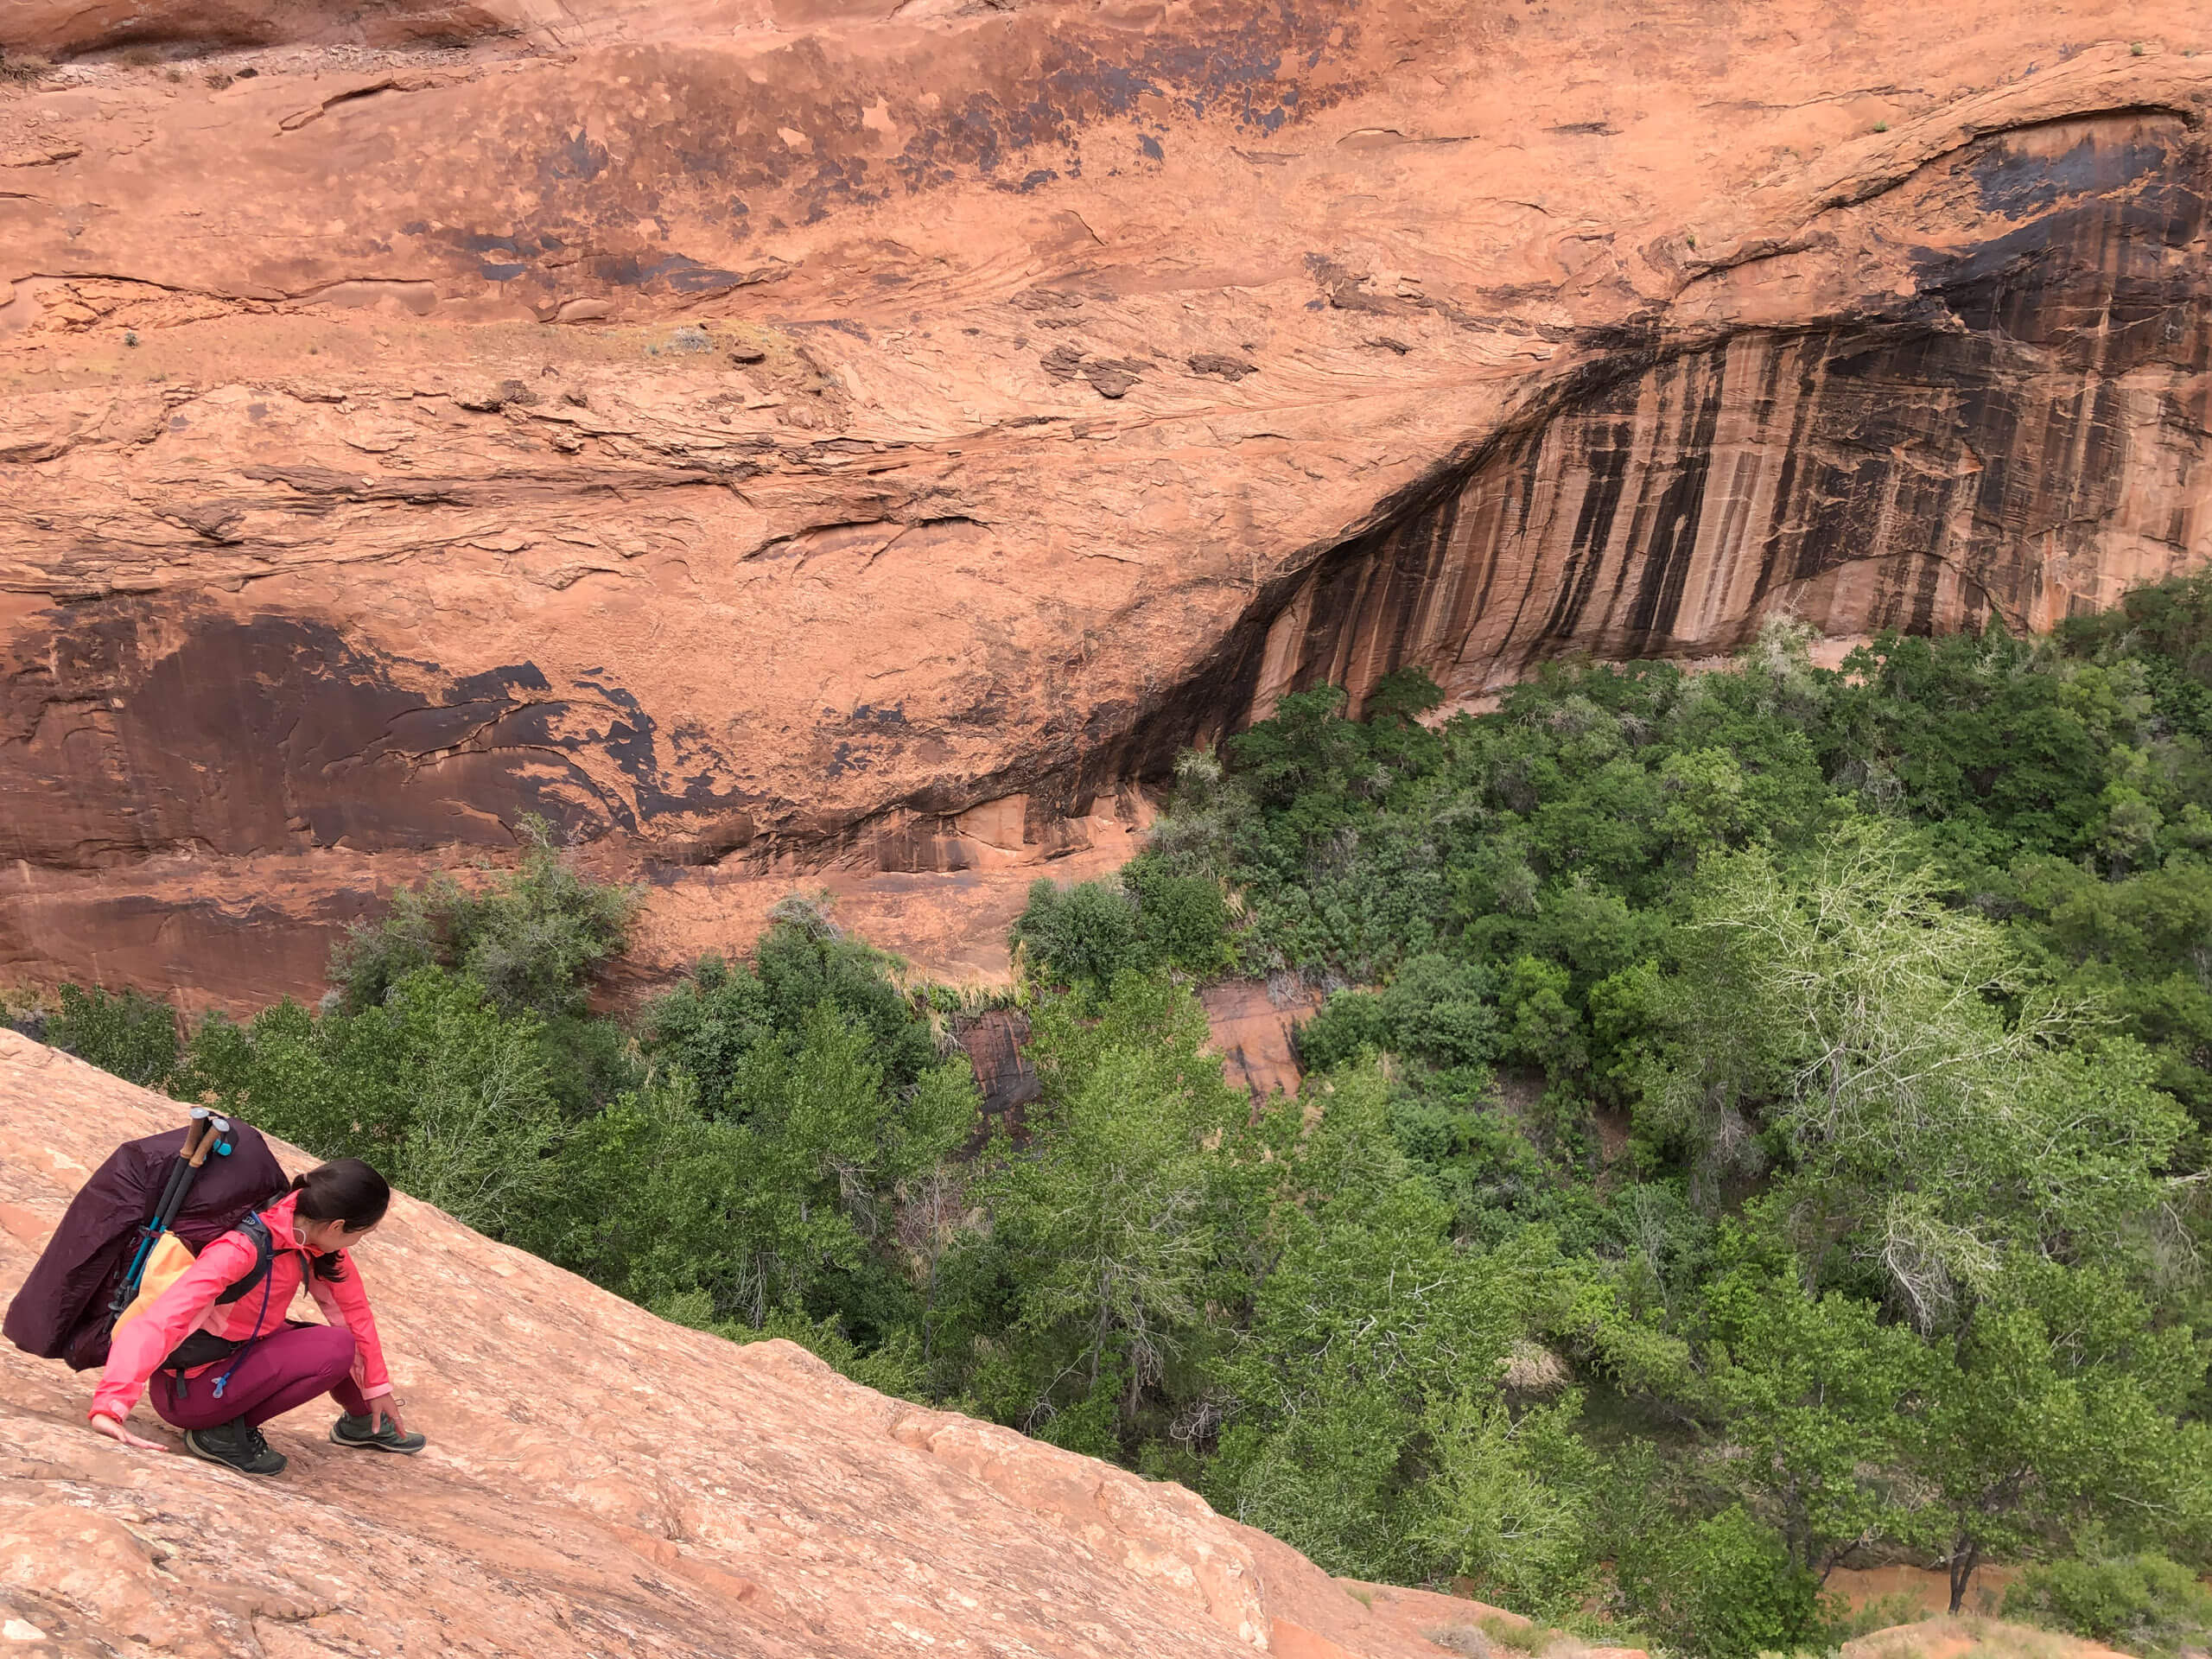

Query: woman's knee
[298,1322,357,1382]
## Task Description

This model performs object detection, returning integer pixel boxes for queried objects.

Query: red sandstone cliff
[1,1,2207,1002]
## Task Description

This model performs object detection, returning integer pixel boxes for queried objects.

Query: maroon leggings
[154,1321,372,1431]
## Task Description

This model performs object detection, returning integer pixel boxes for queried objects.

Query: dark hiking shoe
[183,1417,287,1477]
[330,1412,425,1454]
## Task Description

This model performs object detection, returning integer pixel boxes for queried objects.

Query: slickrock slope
[0,1027,1497,1658]
[2,0,2209,1001]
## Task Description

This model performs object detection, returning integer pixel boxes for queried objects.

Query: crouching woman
[86,1159,424,1477]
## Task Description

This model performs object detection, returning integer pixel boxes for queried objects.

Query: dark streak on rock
[1073,112,2212,783]
[0,611,750,868]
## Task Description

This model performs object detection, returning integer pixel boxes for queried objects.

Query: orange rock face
[1,2,2207,1002]
[0,1028,1503,1657]
[1202,981,1323,1106]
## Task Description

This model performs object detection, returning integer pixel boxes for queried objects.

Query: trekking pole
[148,1109,212,1234]
[105,1109,214,1326]
[157,1109,215,1221]
[149,1113,225,1236]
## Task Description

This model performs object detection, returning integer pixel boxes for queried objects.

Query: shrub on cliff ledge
[644,916,939,1102]
[330,814,640,1021]
[1011,861,1235,988]
[1013,878,1151,988]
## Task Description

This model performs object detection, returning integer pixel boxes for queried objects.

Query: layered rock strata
[0,3,2207,1001]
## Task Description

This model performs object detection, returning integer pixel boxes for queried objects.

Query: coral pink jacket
[89,1191,393,1423]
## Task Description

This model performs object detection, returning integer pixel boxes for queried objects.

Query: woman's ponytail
[278,1160,391,1281]
[286,1159,392,1232]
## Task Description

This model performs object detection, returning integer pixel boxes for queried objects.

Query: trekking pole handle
[184,1116,218,1168]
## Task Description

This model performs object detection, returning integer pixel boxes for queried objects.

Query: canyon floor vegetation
[20,576,2212,1658]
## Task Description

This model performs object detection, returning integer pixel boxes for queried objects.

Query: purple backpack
[4,1121,287,1370]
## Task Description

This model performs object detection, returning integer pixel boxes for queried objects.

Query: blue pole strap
[118,1223,163,1299]
[210,1267,277,1402]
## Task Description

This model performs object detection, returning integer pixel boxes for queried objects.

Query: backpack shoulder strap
[211,1212,278,1306]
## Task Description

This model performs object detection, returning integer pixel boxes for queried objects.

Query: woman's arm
[88,1231,256,1427]
[306,1251,394,1404]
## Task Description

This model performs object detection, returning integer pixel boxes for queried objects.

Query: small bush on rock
[1125,859,1235,975]
[2004,1552,2212,1656]
[1012,878,1151,988]
[330,813,640,1020]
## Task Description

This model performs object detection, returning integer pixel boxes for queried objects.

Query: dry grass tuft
[1844,1615,2107,1659]
[1501,1338,1571,1394]
[1428,1627,1492,1659]
[1425,1615,1598,1659]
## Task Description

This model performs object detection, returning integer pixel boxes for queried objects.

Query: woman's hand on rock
[89,1413,168,1452]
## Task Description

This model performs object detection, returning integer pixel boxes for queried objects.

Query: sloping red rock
[0,1027,1473,1657]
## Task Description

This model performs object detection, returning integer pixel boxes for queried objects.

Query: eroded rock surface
[0,1027,1500,1657]
[1201,982,1322,1105]
[1,2,2207,1001]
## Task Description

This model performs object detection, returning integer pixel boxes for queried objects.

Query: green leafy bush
[1614,1504,1822,1659]
[1011,878,1152,988]
[330,813,639,1019]
[48,985,179,1090]
[2004,1551,2212,1656]
[1125,858,1234,974]
[1297,953,1498,1071]
[1295,987,1396,1071]
[643,919,938,1105]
